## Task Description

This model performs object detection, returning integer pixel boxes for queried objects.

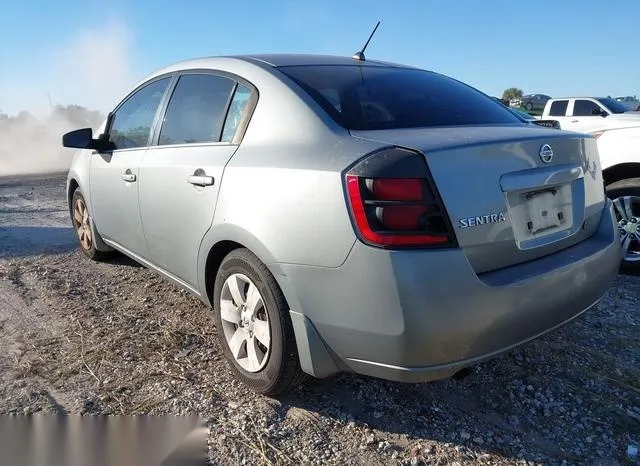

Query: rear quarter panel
[211,136,382,268]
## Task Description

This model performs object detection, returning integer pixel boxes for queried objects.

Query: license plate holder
[523,188,565,234]
[507,183,573,246]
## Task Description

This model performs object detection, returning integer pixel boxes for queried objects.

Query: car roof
[549,96,607,101]
[157,53,420,73]
[230,53,417,69]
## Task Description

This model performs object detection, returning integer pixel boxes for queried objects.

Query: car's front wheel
[212,248,306,395]
[70,189,111,261]
[607,179,640,274]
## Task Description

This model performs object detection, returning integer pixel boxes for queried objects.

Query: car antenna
[352,21,380,62]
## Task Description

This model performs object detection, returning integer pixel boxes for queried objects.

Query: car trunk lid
[350,125,606,274]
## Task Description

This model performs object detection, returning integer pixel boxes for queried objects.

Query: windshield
[597,97,630,114]
[278,65,522,130]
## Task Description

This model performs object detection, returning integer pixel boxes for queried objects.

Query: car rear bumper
[280,200,621,382]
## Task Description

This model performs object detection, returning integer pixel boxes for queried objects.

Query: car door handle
[121,172,136,182]
[187,175,214,186]
[570,120,579,123]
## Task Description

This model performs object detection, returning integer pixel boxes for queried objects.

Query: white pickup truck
[541,97,640,272]
[541,96,640,133]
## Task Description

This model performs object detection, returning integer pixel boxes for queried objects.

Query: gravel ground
[0,173,639,465]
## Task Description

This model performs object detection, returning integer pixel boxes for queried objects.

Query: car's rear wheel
[606,179,640,274]
[212,248,306,395]
[71,189,111,261]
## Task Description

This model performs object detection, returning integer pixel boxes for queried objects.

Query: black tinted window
[158,74,235,146]
[278,65,521,130]
[109,78,170,150]
[548,100,568,116]
[572,100,602,116]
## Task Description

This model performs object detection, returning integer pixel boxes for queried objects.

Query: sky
[0,0,638,116]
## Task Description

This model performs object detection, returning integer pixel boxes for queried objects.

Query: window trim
[149,68,259,149]
[103,73,177,153]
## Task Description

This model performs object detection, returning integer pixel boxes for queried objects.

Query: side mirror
[62,128,115,152]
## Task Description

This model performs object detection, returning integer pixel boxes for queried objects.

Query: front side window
[278,65,521,131]
[158,73,236,146]
[109,78,170,150]
[572,100,603,117]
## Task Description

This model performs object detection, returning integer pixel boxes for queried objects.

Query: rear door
[138,71,256,288]
[545,99,570,128]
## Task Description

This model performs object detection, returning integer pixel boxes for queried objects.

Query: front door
[564,99,608,133]
[90,77,172,259]
[138,72,254,288]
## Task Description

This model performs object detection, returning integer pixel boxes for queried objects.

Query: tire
[70,189,112,261]
[212,248,307,395]
[606,178,640,275]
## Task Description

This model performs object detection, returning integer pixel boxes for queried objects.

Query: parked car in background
[520,94,552,112]
[493,97,561,129]
[509,97,522,107]
[62,53,621,395]
[614,96,640,111]
[542,97,640,134]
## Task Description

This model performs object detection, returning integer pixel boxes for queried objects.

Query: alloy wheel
[219,273,271,373]
[612,196,640,263]
[73,197,92,251]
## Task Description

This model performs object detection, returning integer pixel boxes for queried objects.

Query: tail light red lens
[346,174,453,247]
[368,178,424,201]
[344,147,456,248]
[378,205,429,230]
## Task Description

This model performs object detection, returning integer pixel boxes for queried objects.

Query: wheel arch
[198,225,340,378]
[67,178,80,212]
[198,224,298,310]
[603,162,640,187]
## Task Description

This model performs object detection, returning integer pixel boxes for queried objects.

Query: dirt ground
[0,173,639,465]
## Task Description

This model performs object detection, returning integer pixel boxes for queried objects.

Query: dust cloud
[0,21,135,177]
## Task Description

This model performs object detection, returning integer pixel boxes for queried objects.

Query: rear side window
[109,78,170,150]
[548,100,568,116]
[221,84,252,142]
[158,74,235,146]
[278,65,521,130]
[572,100,601,117]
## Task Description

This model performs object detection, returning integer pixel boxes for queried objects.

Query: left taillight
[344,147,456,248]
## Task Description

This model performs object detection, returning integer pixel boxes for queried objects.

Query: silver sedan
[63,54,621,395]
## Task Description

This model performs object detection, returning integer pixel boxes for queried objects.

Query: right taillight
[344,147,456,248]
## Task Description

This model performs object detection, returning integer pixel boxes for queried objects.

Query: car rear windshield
[277,65,522,130]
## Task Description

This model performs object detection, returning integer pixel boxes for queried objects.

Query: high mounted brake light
[344,147,456,248]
